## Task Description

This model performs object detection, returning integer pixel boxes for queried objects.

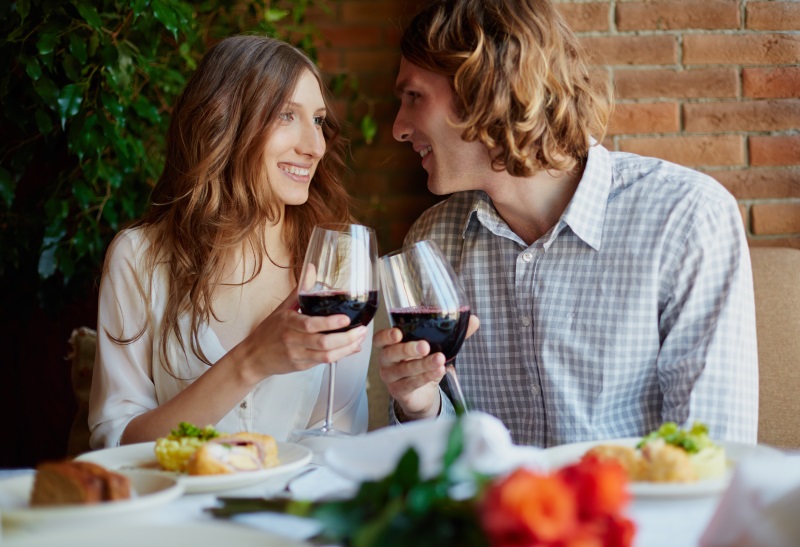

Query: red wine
[298,291,378,333]
[390,306,471,362]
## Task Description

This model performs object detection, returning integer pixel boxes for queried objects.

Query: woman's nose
[300,123,326,158]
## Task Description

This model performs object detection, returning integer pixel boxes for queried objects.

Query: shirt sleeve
[657,197,758,443]
[88,231,159,449]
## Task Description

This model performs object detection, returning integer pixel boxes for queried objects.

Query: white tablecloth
[1,463,723,547]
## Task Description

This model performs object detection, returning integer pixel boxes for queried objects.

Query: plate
[3,520,307,546]
[75,441,312,494]
[0,470,183,528]
[541,437,784,498]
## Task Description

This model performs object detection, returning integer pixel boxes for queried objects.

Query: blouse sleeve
[88,230,160,448]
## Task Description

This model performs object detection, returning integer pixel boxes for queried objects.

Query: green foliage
[210,418,490,547]
[0,0,340,307]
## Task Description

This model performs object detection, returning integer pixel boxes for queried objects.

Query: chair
[750,247,800,449]
[66,326,97,456]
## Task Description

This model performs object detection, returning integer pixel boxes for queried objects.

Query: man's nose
[392,109,412,142]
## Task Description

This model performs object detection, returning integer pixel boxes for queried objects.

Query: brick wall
[316,0,800,252]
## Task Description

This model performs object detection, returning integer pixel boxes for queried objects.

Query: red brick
[616,0,739,31]
[580,36,678,66]
[750,135,800,167]
[748,236,800,250]
[619,135,744,168]
[711,168,800,199]
[556,2,609,32]
[743,67,800,99]
[747,2,800,31]
[684,34,800,65]
[607,102,680,135]
[351,143,418,170]
[317,50,343,73]
[318,25,384,48]
[341,0,419,24]
[739,204,748,230]
[684,99,800,132]
[344,49,402,73]
[614,68,738,99]
[751,203,800,235]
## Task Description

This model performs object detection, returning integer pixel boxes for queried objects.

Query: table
[1,461,723,547]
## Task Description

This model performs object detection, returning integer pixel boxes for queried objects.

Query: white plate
[76,441,312,494]
[3,520,307,546]
[0,470,183,528]
[541,437,784,498]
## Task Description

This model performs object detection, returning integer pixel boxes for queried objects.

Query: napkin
[700,450,800,547]
[322,411,546,483]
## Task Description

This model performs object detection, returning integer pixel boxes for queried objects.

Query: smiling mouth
[419,145,432,158]
[280,165,310,177]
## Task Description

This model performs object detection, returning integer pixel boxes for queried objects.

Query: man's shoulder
[609,151,737,210]
[405,192,478,245]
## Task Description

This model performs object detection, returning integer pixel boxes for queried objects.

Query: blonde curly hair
[401,0,612,175]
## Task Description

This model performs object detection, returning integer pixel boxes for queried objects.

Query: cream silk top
[88,228,370,449]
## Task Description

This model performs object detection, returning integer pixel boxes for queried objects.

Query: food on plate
[187,432,280,475]
[30,460,131,506]
[154,422,280,475]
[154,422,221,472]
[583,422,726,483]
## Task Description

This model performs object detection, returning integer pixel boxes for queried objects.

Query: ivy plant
[1,0,370,309]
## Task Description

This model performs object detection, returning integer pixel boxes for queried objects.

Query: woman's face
[264,69,327,206]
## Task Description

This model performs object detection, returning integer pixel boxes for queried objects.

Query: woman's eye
[313,116,326,127]
[279,111,294,122]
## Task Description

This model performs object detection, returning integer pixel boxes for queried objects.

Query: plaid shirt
[404,144,758,447]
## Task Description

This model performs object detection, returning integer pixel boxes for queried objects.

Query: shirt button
[521,316,531,327]
[240,401,247,409]
[531,385,540,395]
[522,252,533,262]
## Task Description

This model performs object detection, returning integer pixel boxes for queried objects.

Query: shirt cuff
[389,387,451,425]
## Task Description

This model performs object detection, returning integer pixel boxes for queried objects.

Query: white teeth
[419,146,432,158]
[281,165,310,176]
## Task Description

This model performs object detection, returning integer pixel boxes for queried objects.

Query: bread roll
[30,461,131,506]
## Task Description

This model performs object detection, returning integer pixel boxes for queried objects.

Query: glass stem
[445,364,468,413]
[324,361,336,432]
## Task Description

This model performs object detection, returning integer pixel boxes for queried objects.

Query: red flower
[479,459,635,547]
[481,468,578,546]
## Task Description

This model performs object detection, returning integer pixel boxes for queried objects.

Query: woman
[88,35,371,448]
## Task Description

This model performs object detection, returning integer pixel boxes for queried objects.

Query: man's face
[393,58,489,195]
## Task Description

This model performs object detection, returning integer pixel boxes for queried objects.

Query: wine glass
[297,223,379,437]
[379,240,471,412]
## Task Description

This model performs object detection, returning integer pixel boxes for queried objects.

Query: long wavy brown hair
[401,0,612,175]
[111,35,351,373]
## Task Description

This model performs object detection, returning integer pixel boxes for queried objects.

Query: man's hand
[374,315,479,421]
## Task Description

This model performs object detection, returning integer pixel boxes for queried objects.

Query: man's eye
[279,111,294,122]
[314,116,326,127]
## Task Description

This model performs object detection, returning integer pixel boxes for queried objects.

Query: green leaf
[34,109,53,134]
[132,0,150,18]
[360,114,377,145]
[0,167,14,209]
[442,418,465,472]
[72,180,94,209]
[57,84,84,128]
[38,246,58,279]
[152,0,180,39]
[33,77,59,110]
[266,8,289,22]
[36,27,60,56]
[16,0,31,21]
[69,32,88,64]
[133,96,160,123]
[73,0,103,30]
[24,56,42,80]
[101,92,124,120]
[62,54,81,82]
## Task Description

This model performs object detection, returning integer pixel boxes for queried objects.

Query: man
[374,0,758,446]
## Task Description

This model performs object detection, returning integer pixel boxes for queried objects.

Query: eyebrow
[285,101,326,114]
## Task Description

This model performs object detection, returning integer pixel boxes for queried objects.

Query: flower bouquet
[209,419,635,547]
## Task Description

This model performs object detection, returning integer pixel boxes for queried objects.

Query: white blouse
[88,228,371,449]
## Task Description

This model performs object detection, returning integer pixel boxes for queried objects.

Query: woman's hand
[239,287,368,383]
[374,315,479,421]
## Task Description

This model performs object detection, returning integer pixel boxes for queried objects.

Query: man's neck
[483,166,583,246]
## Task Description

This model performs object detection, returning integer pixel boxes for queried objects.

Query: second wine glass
[379,240,471,412]
[297,223,379,437]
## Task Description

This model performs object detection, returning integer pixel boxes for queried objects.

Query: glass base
[294,426,352,439]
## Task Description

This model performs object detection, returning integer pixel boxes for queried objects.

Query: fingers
[465,314,480,339]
